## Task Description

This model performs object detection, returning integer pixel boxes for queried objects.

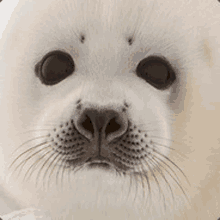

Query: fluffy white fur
[0,0,220,219]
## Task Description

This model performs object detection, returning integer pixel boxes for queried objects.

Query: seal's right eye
[35,50,75,86]
[136,56,176,90]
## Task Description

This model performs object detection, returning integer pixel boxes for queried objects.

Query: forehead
[5,0,218,48]
[3,0,214,46]
[8,0,216,31]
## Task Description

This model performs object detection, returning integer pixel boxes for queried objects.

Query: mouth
[86,156,112,170]
[87,162,111,170]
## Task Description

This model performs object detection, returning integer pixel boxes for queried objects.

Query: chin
[0,0,220,219]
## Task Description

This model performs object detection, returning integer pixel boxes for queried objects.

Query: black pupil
[136,56,176,90]
[42,53,73,82]
[145,62,169,83]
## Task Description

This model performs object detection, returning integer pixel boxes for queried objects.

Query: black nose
[75,108,128,143]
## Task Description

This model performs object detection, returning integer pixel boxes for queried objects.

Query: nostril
[105,117,121,136]
[80,114,94,135]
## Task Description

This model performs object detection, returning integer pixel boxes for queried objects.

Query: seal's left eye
[35,50,75,85]
[136,56,176,90]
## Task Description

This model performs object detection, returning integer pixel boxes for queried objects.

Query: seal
[0,0,220,219]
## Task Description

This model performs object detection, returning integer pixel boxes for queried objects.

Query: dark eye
[136,56,176,90]
[35,50,75,85]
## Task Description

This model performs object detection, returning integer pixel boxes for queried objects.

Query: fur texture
[0,0,220,219]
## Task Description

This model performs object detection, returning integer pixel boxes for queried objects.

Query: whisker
[131,169,139,205]
[10,142,49,171]
[147,135,175,143]
[152,152,190,204]
[139,162,147,201]
[11,136,49,156]
[35,150,56,189]
[152,148,191,186]
[139,159,151,205]
[141,156,165,203]
[18,147,51,179]
[20,129,52,135]
[150,149,181,183]
[142,156,166,210]
[61,157,71,190]
[23,146,52,182]
[60,156,69,189]
[152,140,189,160]
[56,156,66,188]
[43,152,62,190]
[149,156,175,204]
[67,160,75,188]
[47,153,64,189]
[121,168,134,202]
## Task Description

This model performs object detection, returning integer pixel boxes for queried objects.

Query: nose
[75,108,128,143]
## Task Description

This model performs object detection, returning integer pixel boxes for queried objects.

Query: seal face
[32,49,176,174]
[0,0,220,219]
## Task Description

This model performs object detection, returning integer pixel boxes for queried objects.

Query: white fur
[0,0,220,219]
